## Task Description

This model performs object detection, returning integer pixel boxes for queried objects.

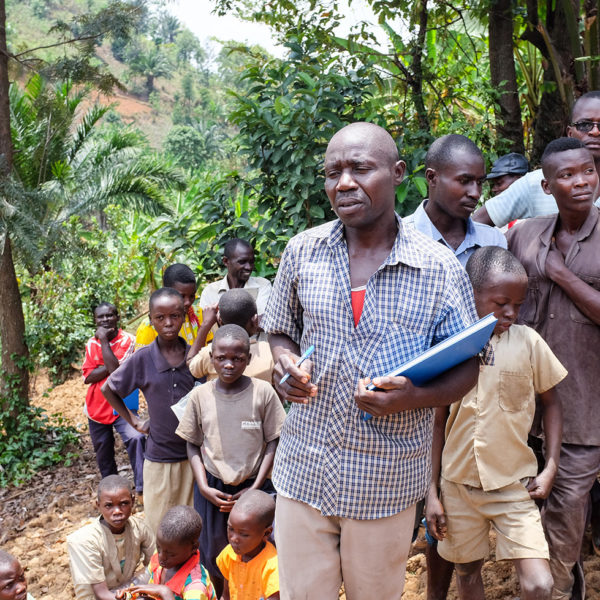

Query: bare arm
[527,387,562,500]
[425,405,449,540]
[354,356,478,417]
[101,382,149,434]
[91,582,116,600]
[187,304,218,362]
[84,328,120,383]
[545,244,600,324]
[231,439,279,501]
[472,205,494,226]
[186,442,235,512]
[268,333,317,403]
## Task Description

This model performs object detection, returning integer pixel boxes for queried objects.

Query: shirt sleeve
[107,353,142,399]
[82,338,100,379]
[138,518,156,566]
[189,347,211,378]
[175,389,205,446]
[484,171,542,227]
[260,382,286,443]
[261,242,303,345]
[135,321,157,351]
[528,328,569,394]
[255,279,273,315]
[67,529,106,586]
[262,555,280,599]
[216,546,231,580]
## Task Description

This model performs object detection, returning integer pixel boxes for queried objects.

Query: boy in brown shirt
[175,324,285,596]
[426,246,566,600]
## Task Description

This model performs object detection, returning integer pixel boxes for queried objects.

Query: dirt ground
[1,372,600,600]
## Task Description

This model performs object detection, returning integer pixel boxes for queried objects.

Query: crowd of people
[4,92,600,600]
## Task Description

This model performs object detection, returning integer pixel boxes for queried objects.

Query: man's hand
[354,376,416,416]
[425,487,447,541]
[545,242,566,281]
[273,351,317,404]
[200,485,236,512]
[526,469,556,500]
[95,325,113,342]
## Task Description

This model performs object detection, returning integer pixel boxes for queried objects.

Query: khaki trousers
[275,495,416,600]
[143,459,194,534]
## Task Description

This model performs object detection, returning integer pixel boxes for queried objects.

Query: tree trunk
[0,0,30,405]
[489,0,525,154]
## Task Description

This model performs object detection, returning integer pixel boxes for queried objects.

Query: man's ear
[216,310,223,327]
[393,160,406,185]
[222,255,229,269]
[541,176,552,196]
[425,167,437,186]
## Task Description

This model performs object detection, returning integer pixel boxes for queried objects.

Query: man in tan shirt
[426,246,566,600]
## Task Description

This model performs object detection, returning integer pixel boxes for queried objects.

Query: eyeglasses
[571,120,600,133]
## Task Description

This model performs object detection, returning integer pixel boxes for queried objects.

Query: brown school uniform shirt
[175,378,286,485]
[507,207,600,446]
[442,325,567,491]
[188,332,274,384]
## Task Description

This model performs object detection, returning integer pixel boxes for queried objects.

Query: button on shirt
[403,200,507,267]
[261,217,481,519]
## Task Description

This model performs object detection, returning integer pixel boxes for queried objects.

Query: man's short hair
[425,134,482,170]
[541,137,587,178]
[149,287,184,313]
[231,489,275,529]
[466,246,526,291]
[218,290,257,327]
[163,264,196,288]
[224,238,252,259]
[212,323,250,353]
[93,302,117,316]
[97,475,132,500]
[572,91,600,115]
[158,505,203,544]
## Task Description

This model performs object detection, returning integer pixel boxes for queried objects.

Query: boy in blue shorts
[175,324,285,596]
[426,246,567,600]
[103,288,196,534]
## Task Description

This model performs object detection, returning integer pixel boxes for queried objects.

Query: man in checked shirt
[261,122,483,600]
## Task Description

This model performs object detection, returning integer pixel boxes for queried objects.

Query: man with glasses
[474,91,600,227]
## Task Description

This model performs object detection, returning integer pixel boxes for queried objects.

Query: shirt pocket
[518,277,541,326]
[568,274,600,324]
[498,371,532,412]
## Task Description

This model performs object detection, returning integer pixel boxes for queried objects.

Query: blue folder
[363,313,497,420]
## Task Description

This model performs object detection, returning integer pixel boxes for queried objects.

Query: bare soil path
[1,372,599,599]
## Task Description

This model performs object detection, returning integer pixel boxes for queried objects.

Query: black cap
[486,153,529,180]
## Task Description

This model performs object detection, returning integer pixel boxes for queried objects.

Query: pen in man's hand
[279,345,315,385]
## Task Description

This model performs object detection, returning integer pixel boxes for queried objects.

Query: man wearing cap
[474,91,600,227]
[486,152,528,196]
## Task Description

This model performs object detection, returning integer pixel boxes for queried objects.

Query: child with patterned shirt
[217,490,279,600]
[117,506,216,600]
[426,246,567,600]
[175,325,286,597]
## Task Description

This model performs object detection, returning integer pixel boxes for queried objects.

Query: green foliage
[20,216,144,382]
[128,43,173,95]
[164,125,208,170]
[0,366,79,487]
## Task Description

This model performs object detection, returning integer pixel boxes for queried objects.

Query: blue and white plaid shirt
[262,216,480,519]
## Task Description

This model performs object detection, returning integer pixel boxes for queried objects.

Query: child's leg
[113,414,146,493]
[426,542,454,600]
[454,559,484,600]
[513,558,552,600]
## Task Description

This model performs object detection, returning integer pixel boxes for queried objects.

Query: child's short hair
[218,290,257,327]
[149,287,184,312]
[231,489,275,529]
[425,134,482,170]
[93,301,117,316]
[97,474,133,500]
[466,246,526,291]
[213,324,250,354]
[223,238,252,258]
[158,505,203,544]
[541,137,587,177]
[163,263,196,287]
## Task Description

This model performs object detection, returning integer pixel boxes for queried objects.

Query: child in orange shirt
[217,490,279,600]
